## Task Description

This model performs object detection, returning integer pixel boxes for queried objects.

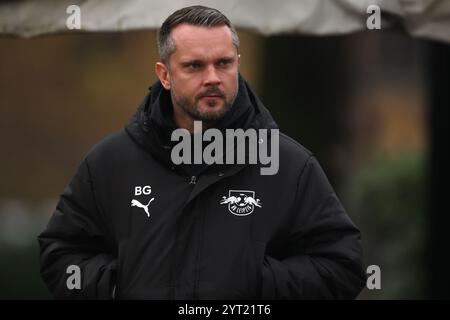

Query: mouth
[202,95,222,98]
[199,95,224,108]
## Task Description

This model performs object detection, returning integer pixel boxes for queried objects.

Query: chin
[197,109,227,122]
[200,112,224,122]
[198,104,224,114]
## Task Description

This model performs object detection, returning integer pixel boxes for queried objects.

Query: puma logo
[131,198,154,218]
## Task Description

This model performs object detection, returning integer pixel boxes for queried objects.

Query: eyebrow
[180,56,235,66]
[218,57,235,63]
[180,59,203,66]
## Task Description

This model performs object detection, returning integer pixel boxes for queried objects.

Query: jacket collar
[125,74,278,172]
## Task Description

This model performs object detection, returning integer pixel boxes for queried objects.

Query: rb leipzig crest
[220,190,262,216]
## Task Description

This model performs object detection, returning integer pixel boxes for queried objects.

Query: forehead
[170,24,236,60]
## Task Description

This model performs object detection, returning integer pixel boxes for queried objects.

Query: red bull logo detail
[220,190,261,216]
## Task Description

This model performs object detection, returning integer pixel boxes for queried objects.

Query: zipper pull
[189,176,197,185]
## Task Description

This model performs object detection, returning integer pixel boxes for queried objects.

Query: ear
[237,53,241,65]
[155,62,171,90]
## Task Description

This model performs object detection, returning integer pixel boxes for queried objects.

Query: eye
[188,62,201,70]
[218,59,232,67]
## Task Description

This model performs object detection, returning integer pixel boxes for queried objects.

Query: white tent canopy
[1,0,450,43]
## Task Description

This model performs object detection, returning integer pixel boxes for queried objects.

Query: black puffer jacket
[38,76,366,299]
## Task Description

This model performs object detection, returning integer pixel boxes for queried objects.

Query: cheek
[173,77,198,96]
[223,73,239,92]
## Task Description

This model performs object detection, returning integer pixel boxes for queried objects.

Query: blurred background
[0,0,449,299]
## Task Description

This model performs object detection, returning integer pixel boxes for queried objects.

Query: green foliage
[0,244,51,299]
[344,151,426,299]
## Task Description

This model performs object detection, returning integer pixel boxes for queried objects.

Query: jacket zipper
[189,176,197,185]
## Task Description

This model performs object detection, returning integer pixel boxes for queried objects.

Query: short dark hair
[157,5,239,64]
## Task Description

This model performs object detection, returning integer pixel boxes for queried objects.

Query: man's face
[158,24,240,124]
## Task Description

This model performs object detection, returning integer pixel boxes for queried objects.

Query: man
[38,6,366,299]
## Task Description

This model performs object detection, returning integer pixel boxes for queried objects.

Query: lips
[198,95,224,101]
[197,88,225,100]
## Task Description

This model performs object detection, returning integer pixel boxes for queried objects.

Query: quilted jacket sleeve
[38,158,117,299]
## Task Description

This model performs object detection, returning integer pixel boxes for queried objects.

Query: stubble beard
[170,76,238,124]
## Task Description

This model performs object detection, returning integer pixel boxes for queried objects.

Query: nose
[203,64,221,86]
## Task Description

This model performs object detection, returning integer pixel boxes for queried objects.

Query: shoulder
[260,131,314,179]
[278,132,313,167]
[84,129,132,162]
